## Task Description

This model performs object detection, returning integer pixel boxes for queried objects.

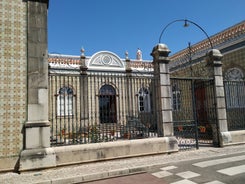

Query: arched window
[224,68,245,108]
[57,87,74,116]
[99,85,117,123]
[138,88,151,112]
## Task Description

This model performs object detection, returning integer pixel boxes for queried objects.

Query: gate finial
[206,49,223,66]
[151,43,171,61]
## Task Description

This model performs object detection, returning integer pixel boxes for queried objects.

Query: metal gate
[171,77,219,150]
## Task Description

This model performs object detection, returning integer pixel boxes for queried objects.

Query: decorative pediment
[88,51,125,69]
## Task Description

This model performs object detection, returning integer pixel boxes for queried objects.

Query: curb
[36,166,148,184]
[2,145,245,184]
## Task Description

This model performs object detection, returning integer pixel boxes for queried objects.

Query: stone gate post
[207,49,229,146]
[19,0,56,171]
[151,44,174,137]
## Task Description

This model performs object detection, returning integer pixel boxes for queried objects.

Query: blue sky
[48,0,245,60]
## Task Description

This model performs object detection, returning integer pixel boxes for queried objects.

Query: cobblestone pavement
[0,144,245,184]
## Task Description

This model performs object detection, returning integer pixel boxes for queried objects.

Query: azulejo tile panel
[0,1,27,157]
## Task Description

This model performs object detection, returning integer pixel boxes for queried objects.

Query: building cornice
[48,53,153,71]
[170,20,245,61]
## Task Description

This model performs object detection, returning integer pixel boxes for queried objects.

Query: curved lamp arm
[158,19,213,49]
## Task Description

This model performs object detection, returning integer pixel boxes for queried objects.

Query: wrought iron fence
[49,71,158,146]
[48,70,226,149]
[224,80,245,131]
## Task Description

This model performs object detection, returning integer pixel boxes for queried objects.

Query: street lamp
[158,19,213,49]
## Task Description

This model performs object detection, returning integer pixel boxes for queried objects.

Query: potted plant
[199,126,206,133]
[123,132,131,139]
[178,126,183,132]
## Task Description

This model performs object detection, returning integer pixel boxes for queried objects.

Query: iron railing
[49,71,158,146]
[48,70,243,149]
[224,80,245,131]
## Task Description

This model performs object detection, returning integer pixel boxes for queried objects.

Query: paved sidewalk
[0,144,245,184]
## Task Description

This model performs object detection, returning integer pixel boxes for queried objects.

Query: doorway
[99,85,117,123]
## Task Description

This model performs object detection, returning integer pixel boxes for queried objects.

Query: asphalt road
[85,152,245,184]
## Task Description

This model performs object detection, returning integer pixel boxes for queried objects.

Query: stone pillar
[125,53,133,118]
[207,49,229,146]
[80,48,89,125]
[19,0,56,171]
[151,44,174,137]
